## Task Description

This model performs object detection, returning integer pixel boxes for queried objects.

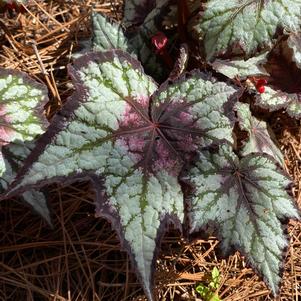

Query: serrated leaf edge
[2,50,149,198]
[181,142,301,296]
[0,68,49,130]
[152,69,241,128]
[92,174,182,301]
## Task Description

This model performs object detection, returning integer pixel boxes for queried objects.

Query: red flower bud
[257,85,265,94]
[151,32,168,54]
[250,77,267,94]
[256,79,267,87]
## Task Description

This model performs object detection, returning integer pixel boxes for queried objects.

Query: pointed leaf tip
[184,143,300,295]
[236,102,284,166]
[3,51,179,300]
[211,52,269,79]
[4,50,241,300]
[92,12,133,54]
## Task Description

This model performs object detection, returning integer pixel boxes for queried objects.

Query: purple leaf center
[0,105,14,146]
[116,95,201,176]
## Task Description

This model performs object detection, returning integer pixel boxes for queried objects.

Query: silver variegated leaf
[183,143,300,295]
[0,69,50,222]
[5,50,237,301]
[91,7,167,80]
[249,33,301,119]
[236,102,284,165]
[255,85,301,119]
[75,13,132,60]
[191,0,301,60]
[212,52,269,79]
[4,51,177,301]
[92,12,133,53]
[0,69,48,149]
[151,72,236,148]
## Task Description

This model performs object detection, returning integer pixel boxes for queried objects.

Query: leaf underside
[192,0,301,60]
[0,69,50,222]
[183,143,300,295]
[5,50,237,301]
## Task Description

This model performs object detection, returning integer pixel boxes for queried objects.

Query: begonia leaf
[123,0,156,27]
[253,44,301,118]
[212,52,269,79]
[183,143,300,295]
[77,13,131,60]
[255,86,301,119]
[0,69,50,221]
[196,27,301,120]
[128,0,173,79]
[4,50,237,301]
[191,0,301,60]
[92,12,133,54]
[91,7,168,80]
[2,141,51,225]
[236,102,284,165]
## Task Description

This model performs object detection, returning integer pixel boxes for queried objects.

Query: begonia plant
[1,1,301,300]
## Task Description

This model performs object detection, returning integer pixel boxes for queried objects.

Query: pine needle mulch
[0,1,300,300]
